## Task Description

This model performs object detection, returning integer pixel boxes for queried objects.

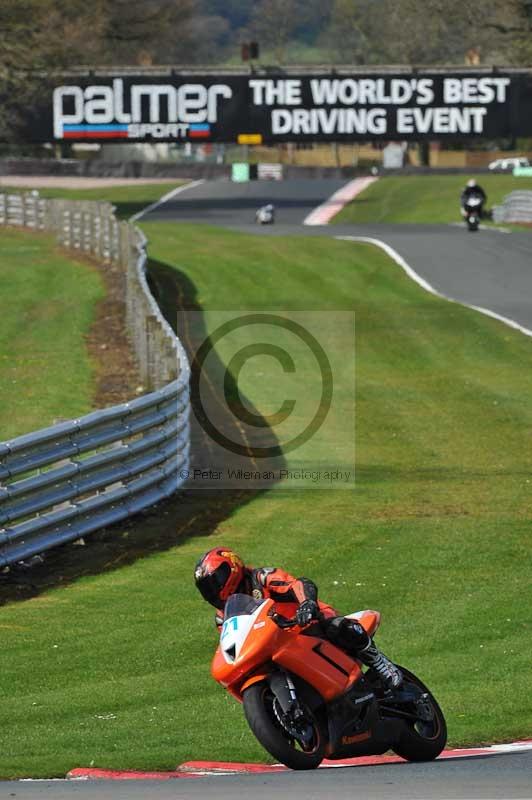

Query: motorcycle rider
[460,179,487,217]
[255,203,275,223]
[194,547,402,689]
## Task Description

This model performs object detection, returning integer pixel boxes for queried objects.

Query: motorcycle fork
[268,671,316,746]
[268,672,299,713]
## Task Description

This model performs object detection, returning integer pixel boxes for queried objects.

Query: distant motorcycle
[462,193,484,232]
[256,204,275,224]
[211,593,447,770]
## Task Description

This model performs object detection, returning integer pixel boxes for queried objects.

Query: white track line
[448,222,512,234]
[304,177,379,226]
[129,179,205,222]
[337,235,532,339]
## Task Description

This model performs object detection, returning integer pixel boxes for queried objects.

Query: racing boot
[324,617,402,689]
[357,639,403,689]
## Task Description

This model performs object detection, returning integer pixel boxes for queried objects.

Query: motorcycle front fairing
[211,594,282,699]
[212,595,378,707]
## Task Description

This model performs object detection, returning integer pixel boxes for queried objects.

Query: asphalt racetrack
[145,177,532,333]
[141,177,348,226]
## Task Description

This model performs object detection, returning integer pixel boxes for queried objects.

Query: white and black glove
[296,599,319,626]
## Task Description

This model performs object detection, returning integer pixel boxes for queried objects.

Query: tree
[167,14,231,64]
[0,0,200,140]
[324,0,512,65]
[249,0,306,63]
[477,0,532,64]
[324,0,373,63]
[203,0,252,31]
[100,0,196,64]
[0,0,109,140]
[324,0,532,66]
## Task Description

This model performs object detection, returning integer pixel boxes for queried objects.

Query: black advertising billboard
[15,71,532,143]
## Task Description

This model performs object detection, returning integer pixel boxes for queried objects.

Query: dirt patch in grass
[1,227,143,409]
[82,253,143,407]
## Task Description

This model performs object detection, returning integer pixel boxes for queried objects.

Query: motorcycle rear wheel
[390,666,447,762]
[243,681,325,770]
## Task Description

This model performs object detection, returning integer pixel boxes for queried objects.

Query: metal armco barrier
[0,191,190,568]
[492,190,532,223]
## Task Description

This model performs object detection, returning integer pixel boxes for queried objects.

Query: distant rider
[194,547,402,689]
[255,203,275,224]
[460,179,487,217]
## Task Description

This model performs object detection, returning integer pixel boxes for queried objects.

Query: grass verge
[0,228,104,441]
[0,223,530,776]
[333,174,532,225]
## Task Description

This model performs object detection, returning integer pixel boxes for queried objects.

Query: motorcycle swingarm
[378,688,434,723]
[381,687,420,704]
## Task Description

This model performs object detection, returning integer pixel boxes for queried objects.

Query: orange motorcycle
[211,593,447,770]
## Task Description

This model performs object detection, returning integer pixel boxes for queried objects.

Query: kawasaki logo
[341,731,371,745]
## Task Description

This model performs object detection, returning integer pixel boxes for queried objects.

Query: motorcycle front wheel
[390,666,447,762]
[243,681,325,770]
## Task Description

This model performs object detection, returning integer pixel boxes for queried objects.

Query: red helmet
[194,548,245,609]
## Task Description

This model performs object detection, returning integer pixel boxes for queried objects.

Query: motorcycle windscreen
[224,593,262,619]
